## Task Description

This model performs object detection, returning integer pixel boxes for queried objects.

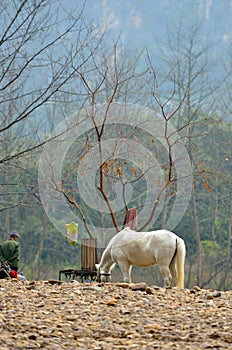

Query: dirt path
[0,279,231,349]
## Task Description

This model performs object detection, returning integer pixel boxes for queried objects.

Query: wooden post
[81,238,97,270]
[123,207,138,230]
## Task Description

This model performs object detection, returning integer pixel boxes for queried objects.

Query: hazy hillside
[77,0,232,57]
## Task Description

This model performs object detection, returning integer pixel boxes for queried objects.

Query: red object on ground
[10,270,18,278]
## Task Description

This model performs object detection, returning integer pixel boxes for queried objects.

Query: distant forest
[0,1,231,290]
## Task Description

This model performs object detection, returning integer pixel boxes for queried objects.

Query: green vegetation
[0,1,231,290]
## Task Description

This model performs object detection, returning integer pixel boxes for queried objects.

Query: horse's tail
[176,237,186,288]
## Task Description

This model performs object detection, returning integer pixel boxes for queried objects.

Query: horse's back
[112,227,179,246]
[109,228,180,267]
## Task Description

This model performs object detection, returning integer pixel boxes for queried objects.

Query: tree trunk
[219,204,232,290]
[191,186,202,286]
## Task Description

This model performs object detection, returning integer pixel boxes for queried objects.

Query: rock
[207,291,222,299]
[70,279,80,284]
[10,278,20,283]
[150,285,160,290]
[47,279,63,285]
[206,300,214,307]
[206,294,214,300]
[144,323,162,332]
[120,308,131,315]
[193,285,201,291]
[145,287,156,295]
[28,334,37,340]
[0,280,231,349]
[85,285,102,292]
[106,298,118,306]
[189,288,196,294]
[115,282,130,288]
[97,282,105,287]
[28,281,36,285]
[130,282,148,291]
[26,285,35,290]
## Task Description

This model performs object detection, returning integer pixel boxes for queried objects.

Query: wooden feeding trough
[59,238,98,282]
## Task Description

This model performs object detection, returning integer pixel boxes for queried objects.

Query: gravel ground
[0,279,231,349]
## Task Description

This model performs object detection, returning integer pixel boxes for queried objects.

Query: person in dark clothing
[0,231,20,271]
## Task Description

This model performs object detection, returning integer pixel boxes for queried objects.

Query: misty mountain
[79,0,231,61]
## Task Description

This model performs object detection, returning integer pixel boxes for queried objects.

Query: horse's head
[95,263,111,283]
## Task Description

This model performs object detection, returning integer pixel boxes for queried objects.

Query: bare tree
[0,0,105,233]
[39,36,193,253]
[148,19,230,288]
[39,42,152,243]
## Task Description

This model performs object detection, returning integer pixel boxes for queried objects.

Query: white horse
[96,227,186,288]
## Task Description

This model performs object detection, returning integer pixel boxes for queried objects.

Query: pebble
[0,279,231,349]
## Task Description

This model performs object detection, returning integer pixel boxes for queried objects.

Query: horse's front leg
[118,261,132,283]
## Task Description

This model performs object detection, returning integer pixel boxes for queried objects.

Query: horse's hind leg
[159,264,172,288]
[169,259,177,287]
[118,261,132,283]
